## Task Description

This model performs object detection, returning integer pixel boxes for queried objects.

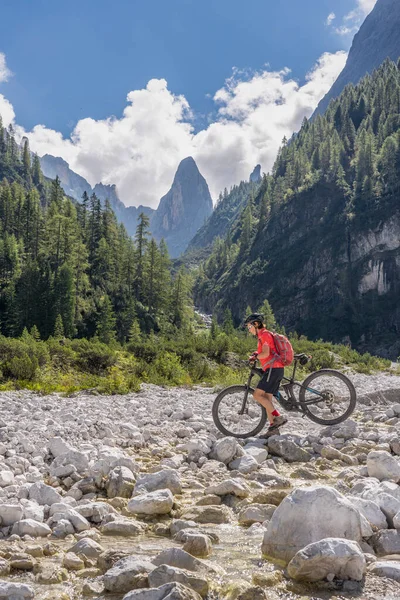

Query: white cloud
[334,25,359,36]
[358,0,377,16]
[334,0,377,36]
[1,50,347,207]
[0,53,11,83]
[326,12,336,26]
[0,53,14,127]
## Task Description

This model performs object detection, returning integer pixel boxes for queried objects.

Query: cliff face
[315,0,400,116]
[199,181,400,358]
[40,154,91,199]
[151,157,213,258]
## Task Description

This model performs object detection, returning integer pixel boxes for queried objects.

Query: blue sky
[1,0,355,135]
[0,0,375,206]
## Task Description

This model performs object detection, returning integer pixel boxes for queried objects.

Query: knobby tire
[299,369,357,425]
[212,385,267,438]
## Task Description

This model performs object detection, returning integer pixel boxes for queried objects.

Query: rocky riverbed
[0,371,400,599]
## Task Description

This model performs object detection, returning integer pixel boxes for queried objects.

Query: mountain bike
[212,353,357,438]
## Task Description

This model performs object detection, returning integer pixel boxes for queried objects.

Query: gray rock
[21,499,44,522]
[367,451,400,482]
[104,556,155,593]
[244,446,268,464]
[135,469,182,495]
[148,564,208,597]
[122,582,202,600]
[267,438,311,463]
[375,493,400,528]
[0,503,24,526]
[63,552,85,570]
[262,486,368,562]
[228,455,259,474]
[368,560,400,582]
[209,438,239,464]
[28,482,62,506]
[371,530,400,556]
[321,446,358,465]
[349,497,388,530]
[0,582,34,599]
[107,466,136,498]
[101,519,145,536]
[287,538,366,582]
[170,520,198,537]
[238,504,276,526]
[0,470,14,487]
[11,519,51,538]
[182,533,212,558]
[128,489,174,516]
[49,437,73,457]
[153,548,219,575]
[51,449,89,474]
[205,479,249,498]
[69,537,104,559]
[179,505,232,524]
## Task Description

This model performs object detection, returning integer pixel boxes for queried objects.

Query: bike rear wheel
[212,385,267,438]
[299,369,357,425]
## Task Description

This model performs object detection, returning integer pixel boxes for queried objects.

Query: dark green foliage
[71,338,117,375]
[194,59,400,355]
[0,125,195,343]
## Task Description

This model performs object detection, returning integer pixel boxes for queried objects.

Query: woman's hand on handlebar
[248,352,258,365]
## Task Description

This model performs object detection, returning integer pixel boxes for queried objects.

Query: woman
[244,313,288,437]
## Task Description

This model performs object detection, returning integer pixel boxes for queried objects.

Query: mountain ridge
[40,154,213,257]
[314,0,400,116]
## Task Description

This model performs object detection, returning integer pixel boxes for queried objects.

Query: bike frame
[239,359,326,415]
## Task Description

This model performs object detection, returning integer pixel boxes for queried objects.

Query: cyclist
[244,313,288,437]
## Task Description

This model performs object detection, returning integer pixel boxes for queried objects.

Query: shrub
[309,349,335,370]
[4,354,38,381]
[149,352,191,385]
[71,338,116,374]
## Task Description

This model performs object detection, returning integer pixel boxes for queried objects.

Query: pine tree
[257,299,277,330]
[96,295,116,344]
[30,325,41,341]
[53,314,65,338]
[134,212,150,302]
[128,318,141,343]
[222,308,234,334]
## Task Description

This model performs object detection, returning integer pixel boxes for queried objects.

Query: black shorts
[256,367,284,395]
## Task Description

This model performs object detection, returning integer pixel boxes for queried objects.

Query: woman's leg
[253,389,275,423]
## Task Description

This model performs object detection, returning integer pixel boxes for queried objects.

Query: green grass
[0,329,393,395]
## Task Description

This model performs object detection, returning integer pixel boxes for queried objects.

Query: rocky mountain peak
[250,164,262,183]
[151,157,213,257]
[314,0,400,116]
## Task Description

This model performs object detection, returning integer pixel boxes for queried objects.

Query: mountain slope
[195,59,400,359]
[151,157,213,258]
[315,0,400,116]
[185,180,257,255]
[40,155,154,236]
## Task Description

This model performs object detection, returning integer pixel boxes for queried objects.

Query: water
[1,524,268,599]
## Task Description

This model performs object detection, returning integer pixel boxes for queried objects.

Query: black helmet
[244,313,264,327]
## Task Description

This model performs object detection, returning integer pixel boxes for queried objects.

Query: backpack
[265,331,294,367]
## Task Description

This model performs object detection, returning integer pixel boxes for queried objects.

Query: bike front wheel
[299,369,357,425]
[212,385,267,438]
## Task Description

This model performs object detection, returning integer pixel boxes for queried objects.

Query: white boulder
[367,451,400,482]
[12,519,51,538]
[287,538,366,582]
[128,489,174,515]
[262,486,368,562]
[134,469,182,495]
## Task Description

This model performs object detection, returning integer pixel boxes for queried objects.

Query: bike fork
[239,375,253,415]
